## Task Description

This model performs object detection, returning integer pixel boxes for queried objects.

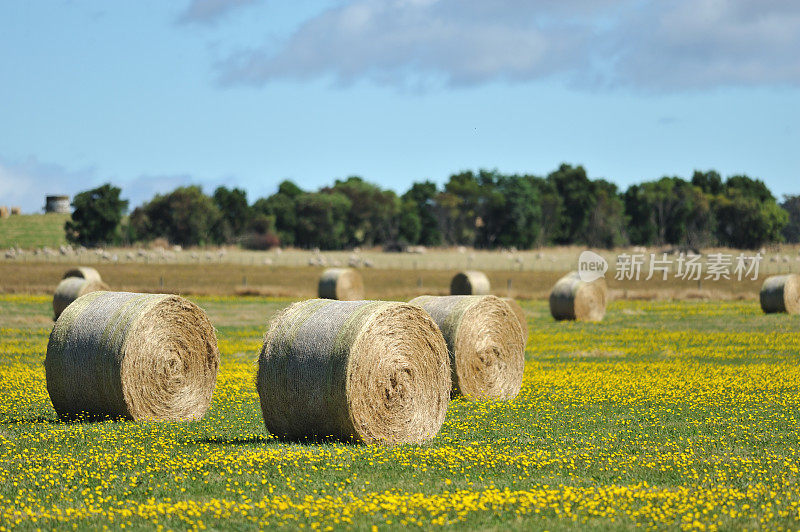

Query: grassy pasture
[1,295,800,530]
[0,213,69,249]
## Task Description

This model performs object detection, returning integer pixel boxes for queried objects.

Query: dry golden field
[0,261,774,301]
[3,242,798,300]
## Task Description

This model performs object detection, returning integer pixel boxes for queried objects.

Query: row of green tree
[65,165,800,250]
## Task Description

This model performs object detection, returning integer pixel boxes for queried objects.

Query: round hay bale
[409,295,524,400]
[318,268,364,300]
[549,271,607,322]
[52,277,109,320]
[450,271,491,295]
[257,299,450,445]
[62,266,102,284]
[45,291,219,421]
[760,274,800,314]
[501,297,528,341]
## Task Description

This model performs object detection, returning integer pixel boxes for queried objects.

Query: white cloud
[177,0,258,25]
[218,0,599,87]
[611,0,800,89]
[0,157,214,214]
[213,0,800,90]
[0,157,96,214]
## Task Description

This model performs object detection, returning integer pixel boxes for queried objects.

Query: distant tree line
[64,164,800,250]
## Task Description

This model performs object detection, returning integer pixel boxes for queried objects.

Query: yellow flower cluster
[1,296,799,530]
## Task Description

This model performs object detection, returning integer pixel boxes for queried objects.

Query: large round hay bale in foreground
[760,274,800,314]
[450,271,490,295]
[62,266,102,284]
[318,268,364,300]
[52,277,109,320]
[46,291,219,421]
[409,295,524,400]
[501,297,528,341]
[257,299,450,445]
[549,271,607,322]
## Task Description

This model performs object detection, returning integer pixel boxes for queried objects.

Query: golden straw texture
[318,268,365,300]
[549,271,607,322]
[52,277,109,320]
[501,297,528,342]
[450,271,491,295]
[409,295,524,400]
[62,266,103,283]
[257,299,450,445]
[46,291,219,421]
[760,274,800,314]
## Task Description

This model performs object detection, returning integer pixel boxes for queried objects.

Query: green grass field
[1,296,799,530]
[0,213,69,249]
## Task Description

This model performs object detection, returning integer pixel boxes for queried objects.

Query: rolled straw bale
[760,274,800,314]
[0,206,8,219]
[549,271,607,322]
[52,277,109,320]
[63,266,103,283]
[318,268,364,300]
[501,297,528,341]
[409,295,524,400]
[45,291,219,421]
[450,271,491,295]
[10,206,20,215]
[257,299,450,444]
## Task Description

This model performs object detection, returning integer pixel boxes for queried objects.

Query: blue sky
[1,0,798,212]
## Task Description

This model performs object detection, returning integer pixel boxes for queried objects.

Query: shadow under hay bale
[409,295,524,400]
[760,274,800,314]
[46,291,219,422]
[318,268,365,300]
[52,277,109,320]
[257,299,450,445]
[63,266,103,284]
[450,271,491,295]
[549,271,607,322]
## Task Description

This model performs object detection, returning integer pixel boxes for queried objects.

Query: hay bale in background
[318,268,364,300]
[501,297,528,341]
[450,270,491,295]
[63,266,103,284]
[257,299,450,445]
[0,206,8,219]
[46,291,219,421]
[760,274,800,314]
[409,295,524,400]
[549,271,607,322]
[10,206,20,215]
[52,277,109,319]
